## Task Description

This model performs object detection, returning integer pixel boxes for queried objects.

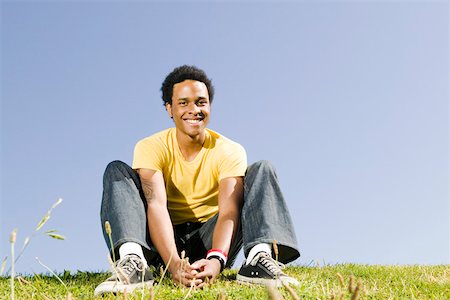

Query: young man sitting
[95,65,300,295]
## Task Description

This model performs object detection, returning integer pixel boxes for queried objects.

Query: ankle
[119,242,148,267]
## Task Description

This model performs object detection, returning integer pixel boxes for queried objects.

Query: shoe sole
[94,280,154,296]
[236,274,300,287]
[236,274,284,287]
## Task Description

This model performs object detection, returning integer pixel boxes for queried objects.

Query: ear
[165,102,173,119]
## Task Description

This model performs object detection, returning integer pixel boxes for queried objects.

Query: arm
[213,176,244,253]
[137,168,201,287]
[191,176,244,284]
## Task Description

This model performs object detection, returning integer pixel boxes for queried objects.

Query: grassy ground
[1,264,449,299]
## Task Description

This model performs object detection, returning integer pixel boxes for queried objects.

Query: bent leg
[242,160,300,263]
[100,160,160,264]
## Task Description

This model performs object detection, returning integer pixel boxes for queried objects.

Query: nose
[188,102,201,114]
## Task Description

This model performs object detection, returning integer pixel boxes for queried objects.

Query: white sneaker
[236,252,299,287]
[94,254,154,296]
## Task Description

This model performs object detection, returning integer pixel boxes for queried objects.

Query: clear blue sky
[1,1,449,275]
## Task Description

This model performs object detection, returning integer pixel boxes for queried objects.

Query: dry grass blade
[141,262,146,300]
[158,258,171,285]
[348,275,355,293]
[42,294,53,300]
[0,256,7,276]
[37,198,63,230]
[46,232,66,240]
[17,275,42,296]
[105,221,116,264]
[22,236,30,249]
[51,197,63,209]
[36,214,51,231]
[156,247,173,289]
[351,281,362,300]
[217,290,226,300]
[10,229,17,300]
[13,198,65,268]
[272,240,279,263]
[267,284,284,300]
[16,276,31,285]
[182,279,195,299]
[180,250,186,286]
[282,281,299,300]
[107,254,121,285]
[149,287,155,300]
[336,272,344,287]
[117,265,130,284]
[35,257,68,291]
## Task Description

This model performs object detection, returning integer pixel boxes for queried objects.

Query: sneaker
[236,252,299,287]
[94,254,154,296]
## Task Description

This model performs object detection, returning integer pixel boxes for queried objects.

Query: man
[94,65,300,295]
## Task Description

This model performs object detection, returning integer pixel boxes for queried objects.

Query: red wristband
[207,248,228,258]
[206,249,228,267]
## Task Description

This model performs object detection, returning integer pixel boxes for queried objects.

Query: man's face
[166,80,210,139]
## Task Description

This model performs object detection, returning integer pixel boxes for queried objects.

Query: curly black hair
[161,65,215,106]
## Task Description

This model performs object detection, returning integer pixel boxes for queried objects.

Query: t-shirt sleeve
[218,143,247,181]
[132,137,166,172]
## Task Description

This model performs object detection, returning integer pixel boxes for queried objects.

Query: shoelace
[119,256,142,275]
[114,255,144,284]
[251,252,286,276]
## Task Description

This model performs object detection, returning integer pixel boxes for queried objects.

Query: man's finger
[190,259,208,269]
[194,269,211,279]
[190,278,203,287]
[177,270,196,280]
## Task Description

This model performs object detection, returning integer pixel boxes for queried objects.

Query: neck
[176,130,206,161]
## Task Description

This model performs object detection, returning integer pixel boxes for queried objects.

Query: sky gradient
[1,1,449,274]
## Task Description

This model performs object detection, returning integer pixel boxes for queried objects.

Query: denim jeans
[100,160,300,267]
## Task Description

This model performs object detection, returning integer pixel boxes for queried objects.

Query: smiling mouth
[183,114,205,124]
[185,119,202,124]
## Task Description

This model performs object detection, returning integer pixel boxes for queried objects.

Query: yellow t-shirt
[132,128,247,225]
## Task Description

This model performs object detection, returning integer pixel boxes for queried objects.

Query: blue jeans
[100,160,300,267]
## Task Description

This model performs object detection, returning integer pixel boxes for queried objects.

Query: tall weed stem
[10,229,17,300]
[104,221,116,263]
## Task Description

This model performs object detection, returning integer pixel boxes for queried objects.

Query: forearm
[212,176,243,255]
[182,177,243,285]
[138,168,200,287]
[212,211,239,254]
[138,169,181,270]
[189,212,239,286]
[147,203,180,266]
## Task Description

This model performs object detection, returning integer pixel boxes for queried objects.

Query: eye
[197,100,208,106]
[178,101,187,106]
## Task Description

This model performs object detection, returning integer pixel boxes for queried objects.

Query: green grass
[1,264,449,299]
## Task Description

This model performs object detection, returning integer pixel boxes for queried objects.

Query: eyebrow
[177,96,208,101]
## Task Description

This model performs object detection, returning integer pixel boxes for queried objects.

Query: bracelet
[206,249,228,272]
[207,255,225,272]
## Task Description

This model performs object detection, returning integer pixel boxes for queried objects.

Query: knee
[252,160,276,173]
[103,160,131,183]
[246,160,277,180]
[105,160,127,173]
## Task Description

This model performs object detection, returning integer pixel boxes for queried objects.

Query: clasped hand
[169,257,222,288]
